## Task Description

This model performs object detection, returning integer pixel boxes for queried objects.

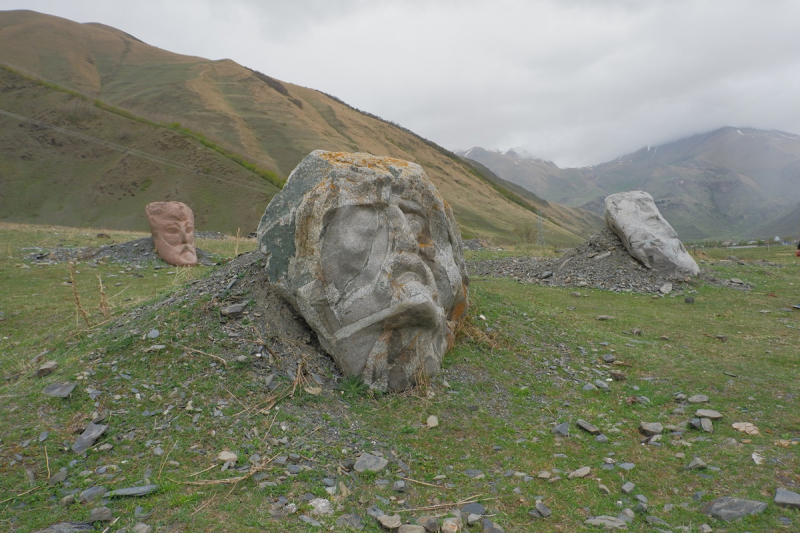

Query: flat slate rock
[695,409,722,420]
[32,523,93,533]
[577,419,601,435]
[775,488,800,509]
[585,515,628,529]
[106,485,158,498]
[353,452,388,473]
[702,497,767,521]
[552,422,570,436]
[43,382,77,398]
[72,423,108,454]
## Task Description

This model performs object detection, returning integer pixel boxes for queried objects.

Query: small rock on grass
[43,382,77,398]
[377,514,402,529]
[701,497,767,521]
[31,523,93,533]
[72,423,107,454]
[217,450,238,463]
[441,517,461,533]
[88,507,113,522]
[585,516,628,529]
[354,452,388,473]
[399,525,426,533]
[577,419,601,435]
[552,422,569,436]
[687,457,707,470]
[568,466,591,479]
[638,422,663,436]
[336,514,364,530]
[36,361,58,377]
[482,518,505,532]
[695,409,722,420]
[775,488,800,509]
[106,485,158,498]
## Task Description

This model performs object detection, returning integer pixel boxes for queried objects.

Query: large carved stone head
[257,151,469,391]
[145,201,198,267]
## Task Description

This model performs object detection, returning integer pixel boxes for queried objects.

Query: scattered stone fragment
[552,422,569,437]
[598,483,611,495]
[377,514,402,529]
[594,379,610,391]
[299,515,321,527]
[699,525,712,533]
[610,370,626,381]
[775,488,800,509]
[638,422,663,437]
[399,526,426,533]
[595,434,609,443]
[534,500,552,517]
[77,486,107,503]
[417,516,439,532]
[37,361,59,377]
[482,518,504,533]
[426,415,439,428]
[618,463,636,471]
[585,516,628,529]
[106,485,158,498]
[393,480,407,492]
[621,482,635,494]
[646,515,670,527]
[695,409,722,420]
[31,523,93,533]
[354,452,389,473]
[688,394,709,403]
[700,418,714,433]
[568,466,591,479]
[309,498,333,516]
[701,497,767,521]
[441,517,461,533]
[464,469,484,479]
[596,315,615,321]
[72,423,108,454]
[49,468,68,486]
[462,502,486,516]
[687,457,707,470]
[43,382,77,398]
[220,302,247,318]
[538,471,552,479]
[601,354,616,363]
[577,419,601,435]
[217,450,238,463]
[732,422,760,435]
[336,514,364,530]
[88,507,113,522]
[685,297,695,304]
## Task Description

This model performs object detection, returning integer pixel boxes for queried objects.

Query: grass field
[1,223,799,532]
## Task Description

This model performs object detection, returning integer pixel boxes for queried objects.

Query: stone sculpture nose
[388,205,418,254]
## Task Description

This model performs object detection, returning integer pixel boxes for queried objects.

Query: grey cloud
[8,0,800,166]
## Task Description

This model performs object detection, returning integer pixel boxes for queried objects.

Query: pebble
[72,423,108,454]
[89,507,113,522]
[106,485,158,498]
[585,516,628,529]
[78,486,107,503]
[594,379,610,391]
[687,457,707,470]
[377,514,402,529]
[638,422,663,436]
[309,498,333,516]
[298,515,321,527]
[621,482,635,494]
[441,517,461,533]
[336,514,364,529]
[577,419,601,435]
[354,452,389,473]
[43,382,77,398]
[217,450,238,463]
[552,422,569,437]
[700,418,714,433]
[695,409,722,420]
[775,488,800,509]
[49,468,68,486]
[568,466,591,479]
[399,526,426,533]
[36,361,59,377]
[482,518,505,532]
[688,394,709,403]
[701,497,767,521]
[617,463,635,471]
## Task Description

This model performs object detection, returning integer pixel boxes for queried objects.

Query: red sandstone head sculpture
[145,201,197,266]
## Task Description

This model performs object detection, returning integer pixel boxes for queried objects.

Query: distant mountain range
[0,10,602,245]
[460,127,800,241]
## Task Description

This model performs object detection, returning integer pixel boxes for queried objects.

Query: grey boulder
[257,151,469,391]
[701,497,767,521]
[604,191,699,278]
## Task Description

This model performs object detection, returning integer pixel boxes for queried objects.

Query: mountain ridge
[461,126,800,241]
[0,9,602,244]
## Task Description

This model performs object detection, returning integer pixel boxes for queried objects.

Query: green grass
[1,226,798,532]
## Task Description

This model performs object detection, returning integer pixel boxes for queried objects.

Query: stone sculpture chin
[257,151,469,391]
[145,201,198,267]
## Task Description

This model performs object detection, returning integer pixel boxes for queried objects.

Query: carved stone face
[145,201,197,267]
[258,151,468,391]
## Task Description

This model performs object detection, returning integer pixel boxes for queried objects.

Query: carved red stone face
[145,201,197,266]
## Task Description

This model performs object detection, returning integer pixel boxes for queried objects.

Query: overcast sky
[5,0,800,167]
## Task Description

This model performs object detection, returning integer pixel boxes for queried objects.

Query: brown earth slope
[0,10,600,244]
